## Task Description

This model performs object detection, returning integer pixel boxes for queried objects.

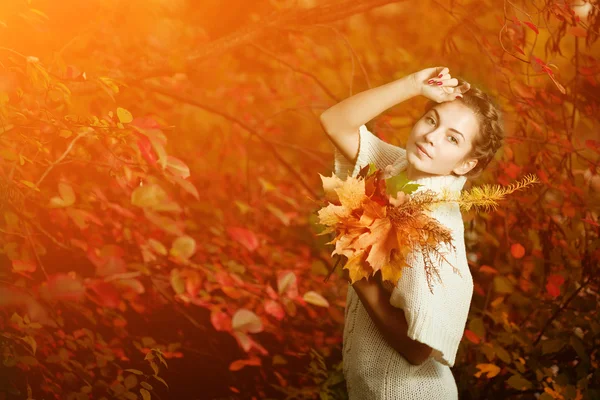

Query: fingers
[455,82,471,93]
[436,67,449,78]
[439,78,459,87]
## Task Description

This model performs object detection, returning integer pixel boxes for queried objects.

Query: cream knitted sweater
[333,124,474,400]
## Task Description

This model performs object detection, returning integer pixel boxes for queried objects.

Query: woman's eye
[427,117,458,145]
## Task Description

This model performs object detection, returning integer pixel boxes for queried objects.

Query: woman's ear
[454,158,478,175]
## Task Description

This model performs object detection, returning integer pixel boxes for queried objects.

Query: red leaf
[504,162,521,179]
[546,274,565,298]
[523,21,539,34]
[210,310,231,332]
[511,243,526,259]
[130,116,161,129]
[137,134,157,165]
[465,329,481,344]
[88,281,121,308]
[581,218,600,227]
[515,46,526,56]
[264,300,285,321]
[39,273,86,302]
[227,227,259,252]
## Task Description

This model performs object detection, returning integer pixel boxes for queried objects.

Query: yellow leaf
[319,172,344,204]
[232,309,263,333]
[19,180,40,192]
[317,203,350,226]
[474,363,501,378]
[170,269,185,294]
[169,236,196,259]
[148,239,167,255]
[334,175,366,211]
[303,291,329,307]
[277,271,296,296]
[22,335,37,355]
[343,251,371,283]
[117,107,133,123]
[131,184,180,212]
[49,182,75,208]
[165,156,190,179]
[140,388,151,400]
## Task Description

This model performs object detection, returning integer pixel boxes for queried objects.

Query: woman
[320,66,505,399]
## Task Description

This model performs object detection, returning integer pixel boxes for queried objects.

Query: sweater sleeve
[389,205,474,368]
[333,124,406,180]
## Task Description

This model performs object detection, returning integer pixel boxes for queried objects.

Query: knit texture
[333,124,474,399]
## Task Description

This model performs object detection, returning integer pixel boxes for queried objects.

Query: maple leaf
[335,175,366,211]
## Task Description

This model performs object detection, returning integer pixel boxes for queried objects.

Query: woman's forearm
[352,277,432,365]
[319,74,421,136]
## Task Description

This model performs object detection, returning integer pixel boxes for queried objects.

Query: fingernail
[457,95,463,99]
[438,74,443,78]
[428,79,434,84]
[436,81,442,85]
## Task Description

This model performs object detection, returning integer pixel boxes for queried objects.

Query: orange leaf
[474,363,501,378]
[478,265,498,275]
[12,260,37,273]
[567,26,587,37]
[229,357,261,371]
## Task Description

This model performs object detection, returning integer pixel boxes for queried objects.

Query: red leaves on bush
[227,227,259,252]
[546,274,565,298]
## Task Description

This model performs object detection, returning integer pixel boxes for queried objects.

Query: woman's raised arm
[319,74,421,139]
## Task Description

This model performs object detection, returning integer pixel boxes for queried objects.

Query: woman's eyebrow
[432,109,465,141]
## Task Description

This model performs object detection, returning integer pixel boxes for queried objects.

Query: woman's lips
[416,144,431,158]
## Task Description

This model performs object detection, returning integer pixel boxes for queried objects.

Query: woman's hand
[410,66,471,103]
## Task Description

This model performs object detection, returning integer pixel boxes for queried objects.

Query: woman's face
[405,101,479,181]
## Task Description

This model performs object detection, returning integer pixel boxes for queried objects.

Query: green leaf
[124,369,144,375]
[493,344,511,363]
[493,276,514,294]
[151,375,169,389]
[570,335,587,362]
[541,339,564,355]
[468,317,486,338]
[506,374,532,390]
[124,374,138,390]
[385,170,421,196]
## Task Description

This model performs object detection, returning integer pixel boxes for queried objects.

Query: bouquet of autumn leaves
[317,163,539,291]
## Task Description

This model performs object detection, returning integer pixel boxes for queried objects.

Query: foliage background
[1,0,599,399]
